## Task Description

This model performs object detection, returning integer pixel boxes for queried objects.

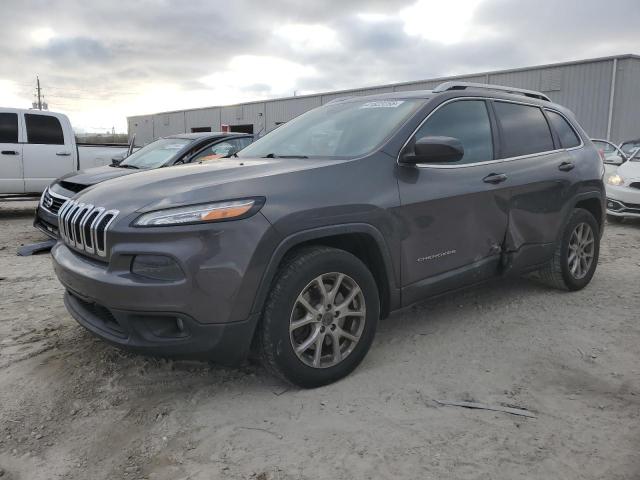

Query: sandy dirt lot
[0,200,638,480]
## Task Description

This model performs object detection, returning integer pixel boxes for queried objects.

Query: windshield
[238,99,424,159]
[620,140,640,160]
[592,140,626,164]
[120,138,192,169]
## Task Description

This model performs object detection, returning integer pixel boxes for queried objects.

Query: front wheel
[257,246,379,388]
[537,208,600,291]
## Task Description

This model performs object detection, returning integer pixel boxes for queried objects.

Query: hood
[617,160,640,181]
[73,157,342,216]
[57,165,137,187]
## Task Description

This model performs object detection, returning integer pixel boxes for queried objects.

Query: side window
[25,114,65,145]
[237,137,253,149]
[546,110,581,148]
[414,100,493,164]
[494,102,554,158]
[191,141,235,162]
[0,113,19,143]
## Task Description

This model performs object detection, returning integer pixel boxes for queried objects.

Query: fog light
[131,255,184,281]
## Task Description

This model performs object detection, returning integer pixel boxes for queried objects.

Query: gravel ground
[0,201,639,480]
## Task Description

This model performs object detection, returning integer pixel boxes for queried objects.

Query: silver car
[593,139,640,221]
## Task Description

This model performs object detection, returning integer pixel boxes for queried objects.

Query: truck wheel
[537,208,600,291]
[258,246,379,388]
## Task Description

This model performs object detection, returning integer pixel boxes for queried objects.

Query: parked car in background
[51,83,604,387]
[592,139,629,168]
[0,108,134,195]
[604,154,640,222]
[35,132,253,237]
[591,138,640,222]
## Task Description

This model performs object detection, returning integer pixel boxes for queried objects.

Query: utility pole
[36,76,42,110]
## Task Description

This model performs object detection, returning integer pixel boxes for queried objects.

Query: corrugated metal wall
[128,55,639,146]
[610,57,640,143]
[185,107,222,133]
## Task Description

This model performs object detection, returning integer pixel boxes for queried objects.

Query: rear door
[22,112,75,193]
[0,111,24,194]
[490,101,579,269]
[396,99,510,304]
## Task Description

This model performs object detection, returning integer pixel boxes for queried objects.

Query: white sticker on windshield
[359,100,405,109]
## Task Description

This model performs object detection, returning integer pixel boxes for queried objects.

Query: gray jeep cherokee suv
[51,82,605,387]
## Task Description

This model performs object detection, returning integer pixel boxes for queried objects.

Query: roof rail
[432,81,551,102]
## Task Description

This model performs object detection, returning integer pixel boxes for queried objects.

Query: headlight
[607,174,624,186]
[133,198,263,227]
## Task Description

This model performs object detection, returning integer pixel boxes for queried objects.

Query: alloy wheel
[568,222,595,280]
[289,272,366,369]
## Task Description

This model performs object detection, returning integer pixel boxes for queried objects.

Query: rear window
[546,110,580,148]
[0,113,18,143]
[25,114,65,145]
[494,102,554,158]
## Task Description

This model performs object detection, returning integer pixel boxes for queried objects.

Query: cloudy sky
[1,0,638,132]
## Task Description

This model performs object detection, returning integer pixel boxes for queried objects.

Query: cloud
[0,0,637,132]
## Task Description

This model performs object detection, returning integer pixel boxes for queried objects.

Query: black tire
[537,208,600,291]
[607,214,624,224]
[257,246,379,388]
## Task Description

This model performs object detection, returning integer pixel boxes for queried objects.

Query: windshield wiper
[261,153,309,159]
[119,164,140,169]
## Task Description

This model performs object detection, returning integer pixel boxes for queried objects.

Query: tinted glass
[25,114,64,145]
[239,99,423,158]
[546,110,580,148]
[494,102,554,157]
[0,113,18,143]
[120,138,191,169]
[237,137,253,148]
[414,100,493,164]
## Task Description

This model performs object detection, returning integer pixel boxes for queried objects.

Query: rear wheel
[537,208,600,291]
[258,246,379,388]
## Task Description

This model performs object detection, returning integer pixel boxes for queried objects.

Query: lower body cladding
[605,185,640,219]
[51,213,273,364]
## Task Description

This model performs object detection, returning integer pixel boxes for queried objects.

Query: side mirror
[401,136,464,164]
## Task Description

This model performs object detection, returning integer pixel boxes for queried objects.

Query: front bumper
[51,212,275,362]
[34,205,59,238]
[605,184,640,218]
[64,289,258,363]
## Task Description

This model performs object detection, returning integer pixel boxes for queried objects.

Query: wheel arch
[570,191,605,234]
[251,224,400,322]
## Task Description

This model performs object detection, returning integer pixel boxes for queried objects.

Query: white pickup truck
[0,108,133,195]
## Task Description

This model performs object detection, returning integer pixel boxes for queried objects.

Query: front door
[396,99,510,305]
[0,112,24,194]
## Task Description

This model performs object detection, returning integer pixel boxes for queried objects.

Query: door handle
[56,151,71,156]
[483,173,508,184]
[558,161,575,172]
[1,150,19,155]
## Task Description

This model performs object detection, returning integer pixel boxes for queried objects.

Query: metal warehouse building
[128,54,640,145]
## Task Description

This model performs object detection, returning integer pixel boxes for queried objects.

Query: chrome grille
[58,200,119,257]
[41,188,69,215]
